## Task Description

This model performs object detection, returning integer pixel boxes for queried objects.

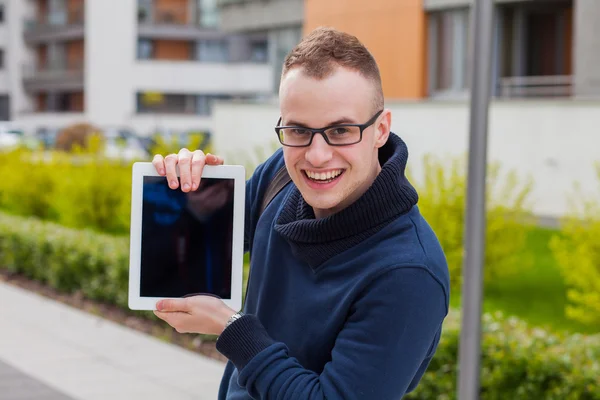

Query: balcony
[25,8,85,44]
[22,63,84,92]
[137,5,221,40]
[24,8,85,44]
[498,76,574,98]
[217,0,303,32]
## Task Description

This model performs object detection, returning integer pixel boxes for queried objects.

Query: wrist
[221,311,245,334]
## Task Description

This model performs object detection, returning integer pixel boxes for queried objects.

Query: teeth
[306,170,342,181]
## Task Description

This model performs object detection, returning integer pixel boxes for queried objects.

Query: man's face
[279,66,391,218]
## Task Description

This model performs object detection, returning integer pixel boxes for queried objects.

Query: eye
[291,128,311,135]
[330,127,349,135]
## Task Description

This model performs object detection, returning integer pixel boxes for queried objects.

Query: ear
[374,109,391,148]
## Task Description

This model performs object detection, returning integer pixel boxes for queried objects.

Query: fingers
[177,148,194,192]
[164,153,179,189]
[206,153,224,165]
[153,311,190,333]
[155,148,223,193]
[156,298,190,312]
[190,150,206,191]
[152,154,166,176]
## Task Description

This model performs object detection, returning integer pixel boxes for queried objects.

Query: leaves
[408,154,535,291]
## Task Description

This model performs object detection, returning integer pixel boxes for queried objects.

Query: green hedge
[407,310,600,399]
[1,211,598,398]
[0,211,130,308]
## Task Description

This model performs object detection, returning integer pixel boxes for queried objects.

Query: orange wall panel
[154,40,191,60]
[37,0,48,23]
[304,0,427,100]
[67,0,85,23]
[564,6,573,75]
[67,40,85,69]
[156,0,189,24]
[70,91,85,112]
[37,93,47,112]
[37,45,47,69]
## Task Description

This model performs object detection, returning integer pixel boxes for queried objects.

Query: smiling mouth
[303,169,345,184]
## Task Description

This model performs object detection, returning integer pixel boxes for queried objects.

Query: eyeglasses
[274,110,384,147]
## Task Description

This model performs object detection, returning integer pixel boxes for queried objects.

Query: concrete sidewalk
[0,281,226,400]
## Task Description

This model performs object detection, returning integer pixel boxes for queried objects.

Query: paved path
[0,281,226,400]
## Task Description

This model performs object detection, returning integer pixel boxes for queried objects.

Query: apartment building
[3,0,274,135]
[0,0,10,120]
[304,0,600,100]
[217,0,303,91]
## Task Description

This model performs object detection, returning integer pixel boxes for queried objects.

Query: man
[152,27,450,399]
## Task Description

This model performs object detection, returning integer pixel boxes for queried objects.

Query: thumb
[156,298,189,312]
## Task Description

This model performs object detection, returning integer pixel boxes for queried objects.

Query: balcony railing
[498,75,574,98]
[25,8,84,30]
[138,5,219,28]
[22,62,85,92]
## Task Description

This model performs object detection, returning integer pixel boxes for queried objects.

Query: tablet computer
[128,162,246,311]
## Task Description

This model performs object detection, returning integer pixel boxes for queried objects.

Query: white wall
[0,72,7,93]
[0,1,8,94]
[133,61,273,94]
[14,113,87,132]
[85,0,136,126]
[212,99,600,219]
[5,0,35,116]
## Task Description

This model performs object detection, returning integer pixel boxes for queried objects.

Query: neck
[313,160,382,219]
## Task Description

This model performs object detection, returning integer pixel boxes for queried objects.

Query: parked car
[100,127,149,161]
[0,124,25,150]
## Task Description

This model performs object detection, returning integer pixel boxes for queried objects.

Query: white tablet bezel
[128,162,246,312]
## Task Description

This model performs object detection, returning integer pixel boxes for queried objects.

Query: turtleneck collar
[273,133,419,269]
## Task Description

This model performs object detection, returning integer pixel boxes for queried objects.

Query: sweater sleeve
[216,266,448,399]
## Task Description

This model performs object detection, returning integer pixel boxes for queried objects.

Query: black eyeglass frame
[274,109,384,147]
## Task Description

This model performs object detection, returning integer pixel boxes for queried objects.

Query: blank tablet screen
[139,176,234,299]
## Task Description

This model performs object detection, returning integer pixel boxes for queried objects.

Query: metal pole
[457,0,495,399]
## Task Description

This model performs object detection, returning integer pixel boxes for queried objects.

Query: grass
[450,226,597,335]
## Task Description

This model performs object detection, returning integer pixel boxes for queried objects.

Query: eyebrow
[285,117,358,127]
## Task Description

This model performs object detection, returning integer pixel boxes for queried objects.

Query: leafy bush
[1,211,598,398]
[550,164,600,327]
[0,130,212,235]
[149,131,213,156]
[406,309,600,400]
[409,155,535,290]
[55,123,103,153]
[0,211,130,308]
[0,149,132,235]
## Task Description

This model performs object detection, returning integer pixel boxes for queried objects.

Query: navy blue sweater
[216,133,450,399]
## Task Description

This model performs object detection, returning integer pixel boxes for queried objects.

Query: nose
[305,133,333,166]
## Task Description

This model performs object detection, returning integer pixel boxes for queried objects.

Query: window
[137,93,196,114]
[427,9,470,95]
[197,0,219,27]
[196,94,234,116]
[138,0,153,23]
[136,92,249,116]
[196,40,229,63]
[137,39,154,60]
[249,40,268,63]
[0,4,5,24]
[0,96,9,121]
[47,43,67,70]
[0,49,4,69]
[499,5,571,78]
[497,3,573,97]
